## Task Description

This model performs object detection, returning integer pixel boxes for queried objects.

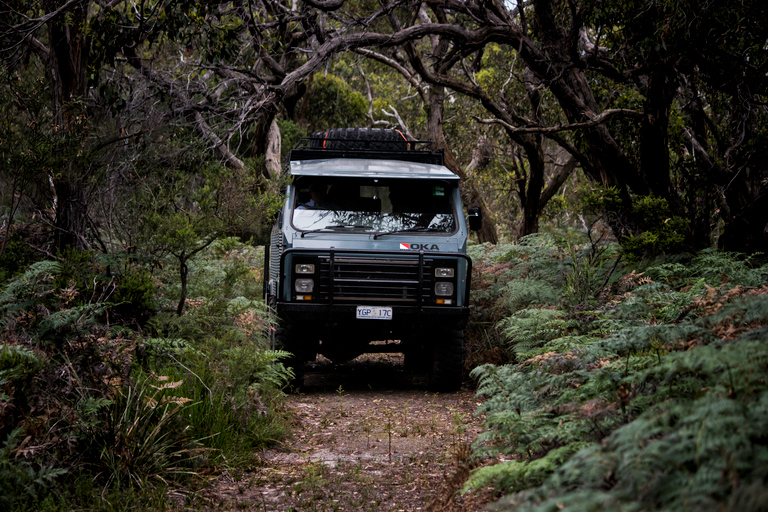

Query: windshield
[291,177,457,234]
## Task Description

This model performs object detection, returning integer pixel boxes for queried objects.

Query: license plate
[356,306,393,320]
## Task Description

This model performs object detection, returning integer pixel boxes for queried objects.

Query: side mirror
[467,206,482,231]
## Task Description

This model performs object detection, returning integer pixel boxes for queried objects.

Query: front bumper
[276,302,470,331]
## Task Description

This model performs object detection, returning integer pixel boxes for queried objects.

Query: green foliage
[76,374,205,489]
[0,344,44,409]
[621,196,689,260]
[0,428,67,511]
[561,232,623,308]
[143,239,290,456]
[0,238,289,507]
[500,308,569,359]
[0,344,43,380]
[278,118,308,161]
[302,73,368,132]
[575,186,690,259]
[466,235,575,367]
[463,441,588,494]
[111,268,157,324]
[576,185,623,217]
[0,260,63,330]
[467,245,768,511]
[0,234,38,284]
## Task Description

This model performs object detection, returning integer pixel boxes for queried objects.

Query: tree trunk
[516,73,547,238]
[265,119,282,179]
[44,0,92,253]
[425,88,498,244]
[177,254,188,316]
[640,68,686,220]
[53,178,89,252]
[517,143,546,238]
[44,0,90,131]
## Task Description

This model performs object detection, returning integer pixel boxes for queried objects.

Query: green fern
[689,248,767,287]
[0,344,44,402]
[500,308,570,359]
[0,261,62,329]
[0,427,67,509]
[502,279,561,311]
[469,244,768,511]
[463,441,590,494]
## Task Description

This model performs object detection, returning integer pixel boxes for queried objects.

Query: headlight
[435,267,455,278]
[435,282,454,297]
[294,279,314,293]
[295,263,315,274]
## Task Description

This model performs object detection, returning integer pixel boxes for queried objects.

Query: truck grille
[269,227,283,283]
[317,256,433,303]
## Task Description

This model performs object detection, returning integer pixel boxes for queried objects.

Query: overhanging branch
[473,108,644,135]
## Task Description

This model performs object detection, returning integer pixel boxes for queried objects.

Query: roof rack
[288,136,445,166]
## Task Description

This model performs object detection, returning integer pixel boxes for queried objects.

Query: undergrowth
[0,238,290,510]
[465,231,768,511]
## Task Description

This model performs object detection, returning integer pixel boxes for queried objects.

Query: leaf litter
[204,353,493,511]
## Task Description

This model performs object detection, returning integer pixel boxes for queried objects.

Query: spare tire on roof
[309,128,410,151]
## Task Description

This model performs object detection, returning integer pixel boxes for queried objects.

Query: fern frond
[0,344,44,388]
[0,261,61,307]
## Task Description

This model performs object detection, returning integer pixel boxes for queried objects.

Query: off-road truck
[264,128,481,390]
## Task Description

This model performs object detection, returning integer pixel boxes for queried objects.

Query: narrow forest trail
[205,354,493,511]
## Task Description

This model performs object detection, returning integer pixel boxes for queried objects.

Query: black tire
[403,332,432,372]
[429,328,465,392]
[404,348,432,372]
[309,128,410,151]
[275,324,315,388]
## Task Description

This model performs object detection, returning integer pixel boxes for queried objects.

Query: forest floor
[201,353,494,511]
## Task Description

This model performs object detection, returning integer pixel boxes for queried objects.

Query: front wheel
[429,328,465,392]
[274,324,316,388]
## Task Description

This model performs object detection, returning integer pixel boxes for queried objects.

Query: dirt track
[206,354,492,511]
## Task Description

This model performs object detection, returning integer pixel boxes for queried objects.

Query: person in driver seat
[297,182,337,209]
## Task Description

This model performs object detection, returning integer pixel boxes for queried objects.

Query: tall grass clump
[465,230,768,511]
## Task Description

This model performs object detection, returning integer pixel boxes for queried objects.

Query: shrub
[110,268,157,325]
[466,245,768,511]
[621,195,689,260]
[0,239,291,508]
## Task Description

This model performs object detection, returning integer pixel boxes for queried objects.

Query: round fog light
[295,278,314,293]
[435,282,454,297]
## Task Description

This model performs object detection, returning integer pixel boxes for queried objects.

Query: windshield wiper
[300,224,373,238]
[373,227,443,239]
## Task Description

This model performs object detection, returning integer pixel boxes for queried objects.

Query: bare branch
[353,48,427,101]
[381,105,415,140]
[123,47,247,169]
[473,108,643,135]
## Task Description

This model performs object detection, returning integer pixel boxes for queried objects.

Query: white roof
[289,158,459,180]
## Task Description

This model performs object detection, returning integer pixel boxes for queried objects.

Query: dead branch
[473,109,644,135]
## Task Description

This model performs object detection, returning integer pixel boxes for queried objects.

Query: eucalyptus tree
[318,0,768,251]
[0,0,221,252]
[355,3,577,239]
[4,0,765,253]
